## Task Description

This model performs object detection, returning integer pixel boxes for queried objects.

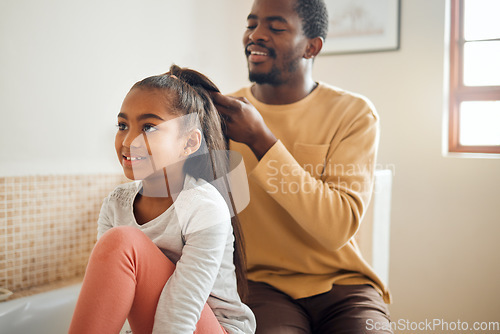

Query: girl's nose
[123,131,143,149]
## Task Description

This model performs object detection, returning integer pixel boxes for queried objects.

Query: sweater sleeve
[152,191,231,334]
[250,104,379,250]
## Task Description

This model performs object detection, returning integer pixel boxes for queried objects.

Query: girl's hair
[131,65,248,300]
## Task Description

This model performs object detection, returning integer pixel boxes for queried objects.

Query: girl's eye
[246,25,256,30]
[143,124,158,133]
[116,122,127,131]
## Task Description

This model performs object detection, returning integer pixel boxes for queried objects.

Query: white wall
[315,0,500,328]
[0,0,250,176]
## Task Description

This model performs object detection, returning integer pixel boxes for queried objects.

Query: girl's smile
[121,152,148,168]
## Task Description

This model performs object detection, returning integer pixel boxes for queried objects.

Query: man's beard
[248,65,283,85]
[248,54,301,86]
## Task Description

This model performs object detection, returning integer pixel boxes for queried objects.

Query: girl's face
[115,88,191,181]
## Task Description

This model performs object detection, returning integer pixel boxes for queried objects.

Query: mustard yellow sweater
[229,83,391,303]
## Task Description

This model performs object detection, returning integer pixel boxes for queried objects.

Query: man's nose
[248,25,269,43]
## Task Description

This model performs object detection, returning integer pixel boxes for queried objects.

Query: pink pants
[69,226,227,334]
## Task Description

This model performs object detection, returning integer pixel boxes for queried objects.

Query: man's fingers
[210,91,234,107]
[210,92,245,110]
[214,103,233,118]
[234,96,250,104]
[218,107,232,122]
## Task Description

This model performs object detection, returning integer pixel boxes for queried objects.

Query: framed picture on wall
[321,0,401,55]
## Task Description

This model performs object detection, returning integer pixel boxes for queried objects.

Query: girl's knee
[100,226,143,244]
[92,226,145,259]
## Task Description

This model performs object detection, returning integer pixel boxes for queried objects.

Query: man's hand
[211,92,277,160]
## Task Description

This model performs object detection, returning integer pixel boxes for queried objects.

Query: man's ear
[183,129,202,156]
[304,36,324,59]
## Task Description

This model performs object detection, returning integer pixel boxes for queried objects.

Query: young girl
[69,65,256,334]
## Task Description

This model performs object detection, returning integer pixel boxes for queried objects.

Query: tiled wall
[0,174,126,293]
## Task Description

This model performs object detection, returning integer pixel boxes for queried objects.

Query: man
[212,0,392,332]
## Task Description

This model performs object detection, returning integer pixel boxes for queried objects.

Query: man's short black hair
[294,0,329,40]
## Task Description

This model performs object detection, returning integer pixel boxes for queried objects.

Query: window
[448,0,500,154]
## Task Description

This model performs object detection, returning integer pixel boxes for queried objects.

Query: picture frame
[321,0,401,55]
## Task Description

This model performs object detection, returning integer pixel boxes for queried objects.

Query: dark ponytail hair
[131,65,248,301]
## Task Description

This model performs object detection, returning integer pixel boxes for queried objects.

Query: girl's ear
[303,36,324,59]
[183,129,202,156]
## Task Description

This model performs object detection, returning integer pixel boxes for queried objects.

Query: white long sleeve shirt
[97,174,256,334]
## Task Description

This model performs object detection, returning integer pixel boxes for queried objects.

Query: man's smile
[246,44,275,63]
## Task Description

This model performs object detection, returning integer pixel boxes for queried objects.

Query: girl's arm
[153,189,231,333]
